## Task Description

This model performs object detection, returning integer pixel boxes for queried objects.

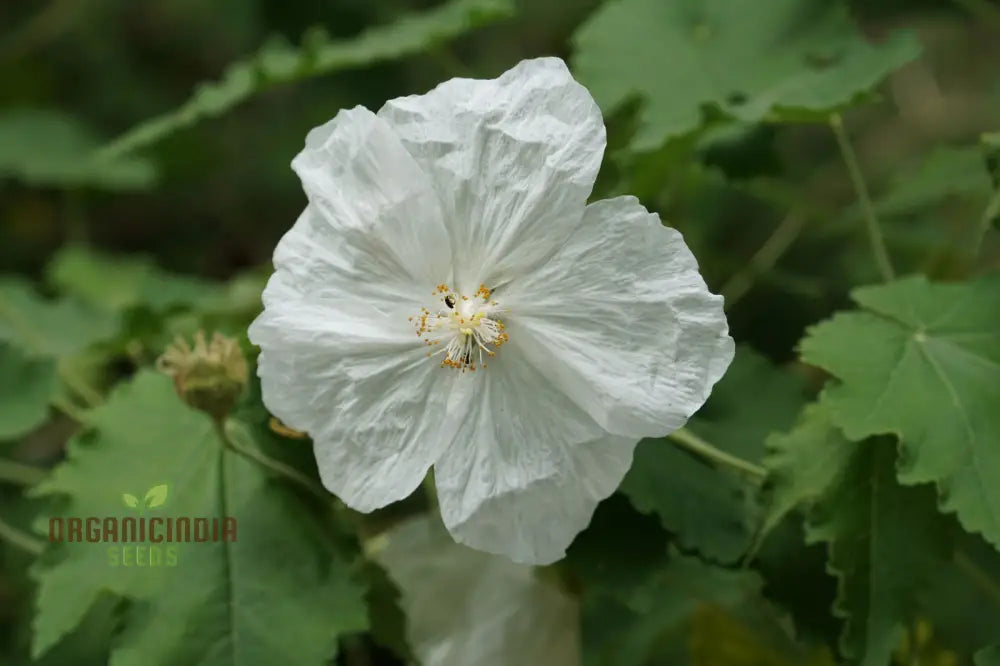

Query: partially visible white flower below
[248,56,734,565]
[372,514,580,666]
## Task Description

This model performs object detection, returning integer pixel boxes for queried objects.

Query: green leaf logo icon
[122,493,139,509]
[144,484,168,509]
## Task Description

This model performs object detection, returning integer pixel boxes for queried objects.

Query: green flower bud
[156,331,248,420]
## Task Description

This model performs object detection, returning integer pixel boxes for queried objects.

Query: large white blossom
[372,515,580,666]
[248,57,733,564]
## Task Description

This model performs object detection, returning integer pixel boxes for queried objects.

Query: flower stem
[0,458,47,486]
[0,515,44,555]
[722,212,806,309]
[216,420,329,503]
[667,427,766,480]
[830,113,895,282]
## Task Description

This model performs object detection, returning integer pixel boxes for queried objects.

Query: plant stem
[51,394,91,423]
[721,212,806,309]
[0,458,47,486]
[972,186,1000,259]
[668,427,767,481]
[0,516,44,556]
[830,113,895,282]
[59,366,103,408]
[217,420,329,503]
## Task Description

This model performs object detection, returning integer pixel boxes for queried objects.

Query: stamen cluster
[409,283,509,372]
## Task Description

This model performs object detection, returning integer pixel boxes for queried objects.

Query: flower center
[410,283,509,372]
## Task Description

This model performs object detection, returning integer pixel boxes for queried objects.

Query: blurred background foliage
[1,0,999,664]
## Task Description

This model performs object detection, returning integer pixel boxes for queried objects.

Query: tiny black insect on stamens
[444,294,457,309]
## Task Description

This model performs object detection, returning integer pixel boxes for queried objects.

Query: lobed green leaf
[805,439,950,666]
[46,246,227,314]
[0,278,120,358]
[800,274,1000,551]
[30,371,367,666]
[758,402,854,543]
[572,0,920,150]
[0,342,57,440]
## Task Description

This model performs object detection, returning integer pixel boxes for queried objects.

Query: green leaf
[0,277,120,357]
[0,108,156,190]
[142,484,169,509]
[98,0,515,158]
[28,594,119,666]
[805,440,950,666]
[621,346,806,563]
[0,342,57,440]
[873,145,994,217]
[46,246,226,314]
[30,371,367,665]
[800,274,1000,551]
[758,402,854,541]
[121,494,139,509]
[582,549,821,666]
[566,494,671,600]
[572,0,919,150]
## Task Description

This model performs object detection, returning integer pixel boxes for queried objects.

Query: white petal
[250,104,475,510]
[505,196,734,438]
[433,348,636,565]
[378,57,606,288]
[374,515,580,666]
[291,105,452,292]
[263,204,429,312]
[251,297,475,511]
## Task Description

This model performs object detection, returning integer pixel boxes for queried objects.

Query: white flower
[372,515,580,666]
[248,57,734,564]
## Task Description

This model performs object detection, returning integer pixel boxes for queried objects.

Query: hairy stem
[668,427,767,481]
[830,113,895,282]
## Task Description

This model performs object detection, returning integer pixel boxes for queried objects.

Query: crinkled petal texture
[250,57,734,566]
[249,108,472,512]
[375,515,580,666]
[434,344,637,564]
[505,196,734,439]
[378,57,605,289]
